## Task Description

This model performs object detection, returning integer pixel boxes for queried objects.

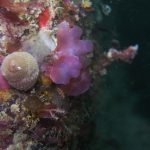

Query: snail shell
[1,52,39,91]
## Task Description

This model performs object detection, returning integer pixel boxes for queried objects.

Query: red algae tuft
[38,7,51,28]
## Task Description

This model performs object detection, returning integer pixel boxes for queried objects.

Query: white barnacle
[10,104,20,114]
[22,28,57,64]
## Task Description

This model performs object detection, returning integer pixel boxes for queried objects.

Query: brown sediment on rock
[0,89,12,103]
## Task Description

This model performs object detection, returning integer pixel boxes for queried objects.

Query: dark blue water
[88,0,150,150]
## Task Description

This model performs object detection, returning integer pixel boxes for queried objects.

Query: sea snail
[1,51,39,91]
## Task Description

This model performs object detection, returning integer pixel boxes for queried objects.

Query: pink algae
[42,21,93,96]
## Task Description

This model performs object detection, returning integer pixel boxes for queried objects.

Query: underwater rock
[1,51,39,91]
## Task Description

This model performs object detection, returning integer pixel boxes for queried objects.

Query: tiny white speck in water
[101,4,112,16]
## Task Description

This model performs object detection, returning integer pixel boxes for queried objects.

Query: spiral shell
[1,52,39,91]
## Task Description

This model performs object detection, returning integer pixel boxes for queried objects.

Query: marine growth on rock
[0,0,138,149]
[41,21,93,96]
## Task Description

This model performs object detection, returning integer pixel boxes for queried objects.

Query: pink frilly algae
[107,44,138,63]
[60,70,91,96]
[41,21,93,96]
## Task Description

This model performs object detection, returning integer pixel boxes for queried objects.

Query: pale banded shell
[1,52,39,91]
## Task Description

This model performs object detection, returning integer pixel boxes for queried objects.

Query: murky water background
[87,0,150,150]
